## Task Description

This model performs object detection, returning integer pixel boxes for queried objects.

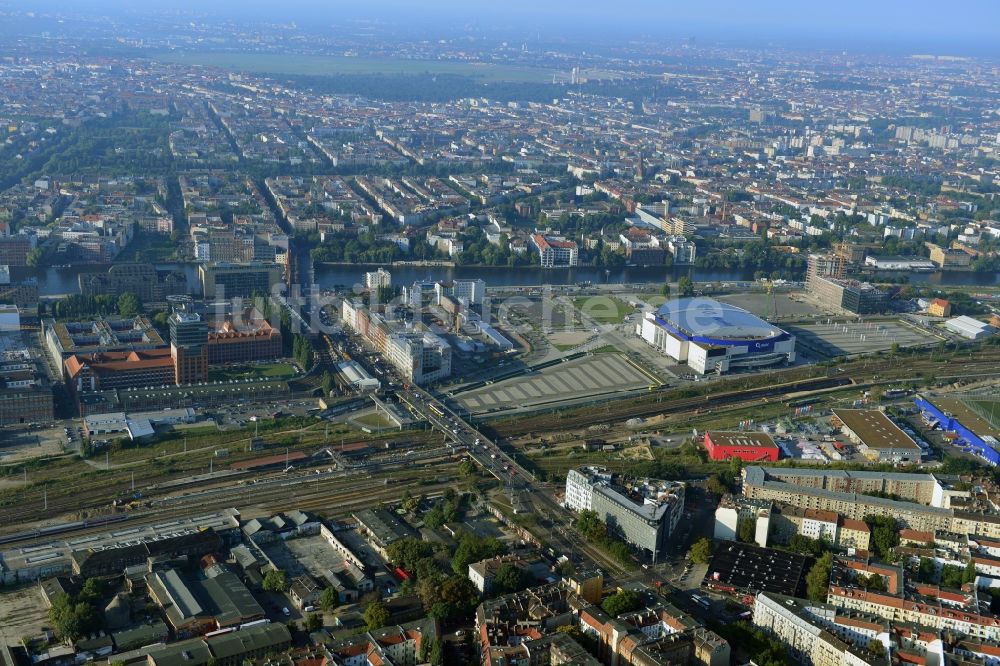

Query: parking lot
[499,297,581,332]
[0,586,50,650]
[455,353,653,414]
[715,292,826,322]
[213,398,323,429]
[788,318,935,358]
[0,424,71,463]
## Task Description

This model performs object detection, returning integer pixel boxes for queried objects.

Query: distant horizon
[3,0,1000,57]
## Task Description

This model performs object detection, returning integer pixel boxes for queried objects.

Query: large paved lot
[456,354,653,413]
[0,426,70,464]
[788,318,936,358]
[0,586,49,649]
[715,292,825,321]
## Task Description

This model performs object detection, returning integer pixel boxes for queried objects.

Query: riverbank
[314,260,456,268]
[17,260,1000,297]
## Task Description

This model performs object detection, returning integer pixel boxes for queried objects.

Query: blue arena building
[636,297,796,374]
[915,396,1000,466]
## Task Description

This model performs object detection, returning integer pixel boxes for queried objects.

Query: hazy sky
[9,0,1000,54]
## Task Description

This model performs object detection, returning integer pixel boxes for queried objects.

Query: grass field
[209,362,296,382]
[154,52,558,83]
[967,400,1000,429]
[637,294,668,307]
[572,296,632,324]
[353,411,396,429]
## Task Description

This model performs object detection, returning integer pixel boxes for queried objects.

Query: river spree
[17,262,1000,297]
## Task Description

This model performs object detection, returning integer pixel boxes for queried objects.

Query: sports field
[965,399,1000,430]
[155,52,558,83]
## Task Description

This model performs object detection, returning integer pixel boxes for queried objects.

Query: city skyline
[4,0,1000,54]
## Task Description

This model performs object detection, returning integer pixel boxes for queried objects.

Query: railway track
[4,348,998,535]
[489,375,852,437]
[0,460,461,551]
[489,351,1000,438]
[0,436,449,532]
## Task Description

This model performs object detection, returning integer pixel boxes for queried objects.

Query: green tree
[424,493,463,529]
[428,576,480,619]
[573,510,605,539]
[862,573,886,591]
[320,587,338,612]
[428,638,444,665]
[441,574,480,610]
[78,578,103,606]
[940,564,967,589]
[117,292,142,317]
[601,589,641,617]
[865,515,900,560]
[689,538,713,564]
[304,613,323,632]
[789,534,823,556]
[262,569,288,593]
[729,455,743,476]
[386,538,436,573]
[806,552,833,601]
[964,559,978,584]
[363,600,390,631]
[321,371,335,396]
[26,247,44,267]
[917,557,936,583]
[705,471,733,496]
[607,540,632,564]
[153,310,170,330]
[401,492,421,513]
[711,621,787,665]
[292,333,314,371]
[677,276,695,297]
[736,518,756,543]
[48,593,100,642]
[660,283,671,298]
[451,532,506,575]
[492,562,532,596]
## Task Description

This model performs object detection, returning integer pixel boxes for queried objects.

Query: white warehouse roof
[945,315,994,340]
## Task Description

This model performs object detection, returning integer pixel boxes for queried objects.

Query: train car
[231,451,307,471]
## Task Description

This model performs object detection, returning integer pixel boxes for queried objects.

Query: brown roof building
[831,409,922,463]
[65,348,175,394]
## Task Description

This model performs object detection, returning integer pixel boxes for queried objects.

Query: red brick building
[703,431,780,462]
[207,320,282,364]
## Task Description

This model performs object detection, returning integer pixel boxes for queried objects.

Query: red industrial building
[703,431,780,462]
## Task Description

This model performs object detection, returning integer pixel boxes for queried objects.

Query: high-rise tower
[169,311,209,385]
